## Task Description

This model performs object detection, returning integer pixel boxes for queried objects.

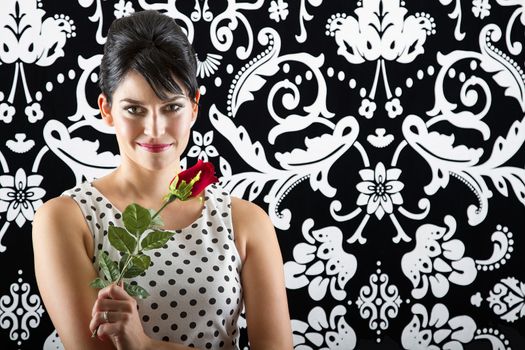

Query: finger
[98,283,130,301]
[92,298,133,316]
[89,310,127,334]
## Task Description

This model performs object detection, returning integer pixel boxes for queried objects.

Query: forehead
[113,70,188,101]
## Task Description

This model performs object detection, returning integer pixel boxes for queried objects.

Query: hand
[89,283,151,350]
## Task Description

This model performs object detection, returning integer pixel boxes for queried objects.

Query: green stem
[151,199,174,221]
[116,254,134,284]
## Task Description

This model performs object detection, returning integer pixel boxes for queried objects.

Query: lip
[136,142,173,153]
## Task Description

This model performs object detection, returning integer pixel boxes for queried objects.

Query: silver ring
[103,311,109,323]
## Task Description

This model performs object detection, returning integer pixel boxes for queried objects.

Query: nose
[143,113,165,138]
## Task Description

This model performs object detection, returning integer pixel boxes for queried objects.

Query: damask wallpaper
[0,0,524,349]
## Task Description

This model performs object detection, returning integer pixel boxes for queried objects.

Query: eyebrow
[119,96,186,104]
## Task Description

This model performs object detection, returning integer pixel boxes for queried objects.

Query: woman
[33,10,293,350]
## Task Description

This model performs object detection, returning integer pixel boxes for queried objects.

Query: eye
[125,105,145,115]
[164,103,183,113]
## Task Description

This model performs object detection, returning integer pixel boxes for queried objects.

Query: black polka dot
[168,279,176,285]
[160,290,167,297]
[190,299,197,306]
[106,203,112,209]
[86,215,92,221]
[96,196,103,201]
[188,277,195,284]
[171,323,178,331]
[149,281,156,287]
[199,287,206,294]
[115,213,121,219]
[162,336,169,342]
[142,315,150,322]
[179,289,187,295]
[217,226,224,232]
[152,326,159,333]
[199,309,206,316]
[161,313,168,320]
[157,269,165,276]
[180,311,187,318]
[151,303,158,310]
[170,301,177,308]
[189,322,196,329]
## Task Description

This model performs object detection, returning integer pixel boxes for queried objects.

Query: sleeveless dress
[62,182,243,350]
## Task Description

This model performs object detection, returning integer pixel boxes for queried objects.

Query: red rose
[167,160,218,202]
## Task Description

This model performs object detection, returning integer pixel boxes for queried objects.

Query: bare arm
[33,196,116,350]
[232,198,293,350]
[33,197,196,350]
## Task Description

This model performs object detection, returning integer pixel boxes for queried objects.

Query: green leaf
[124,282,150,299]
[90,277,110,289]
[140,230,175,251]
[98,251,120,282]
[123,254,151,278]
[108,226,137,254]
[123,204,151,236]
[148,209,164,229]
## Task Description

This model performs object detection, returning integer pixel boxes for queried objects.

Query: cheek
[115,118,142,138]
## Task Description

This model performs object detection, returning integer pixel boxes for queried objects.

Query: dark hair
[99,10,198,103]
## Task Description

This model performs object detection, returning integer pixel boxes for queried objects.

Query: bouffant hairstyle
[99,10,198,103]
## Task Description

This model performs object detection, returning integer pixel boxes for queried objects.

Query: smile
[137,143,173,153]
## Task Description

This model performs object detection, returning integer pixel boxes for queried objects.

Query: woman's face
[99,70,198,172]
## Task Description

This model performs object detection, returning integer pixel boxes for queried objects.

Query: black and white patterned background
[0,0,524,349]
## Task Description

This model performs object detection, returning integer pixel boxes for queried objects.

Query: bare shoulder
[33,194,91,255]
[230,197,275,237]
[230,196,278,263]
[34,195,86,233]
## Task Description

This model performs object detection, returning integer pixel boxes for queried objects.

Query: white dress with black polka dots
[62,182,243,349]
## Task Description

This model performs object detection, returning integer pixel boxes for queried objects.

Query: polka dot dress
[62,182,243,349]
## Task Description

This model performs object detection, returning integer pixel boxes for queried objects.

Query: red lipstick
[137,142,172,153]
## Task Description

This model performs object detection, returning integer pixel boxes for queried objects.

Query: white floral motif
[113,0,134,19]
[0,168,45,227]
[196,53,223,79]
[292,306,356,350]
[356,162,404,220]
[284,219,357,301]
[356,263,403,333]
[358,98,376,119]
[472,0,491,19]
[384,98,403,118]
[0,102,16,124]
[24,102,43,123]
[402,303,476,350]
[268,0,289,22]
[486,277,525,322]
[0,0,75,121]
[326,1,435,107]
[0,270,45,345]
[187,131,219,162]
[401,216,477,299]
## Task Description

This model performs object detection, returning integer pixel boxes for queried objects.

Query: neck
[112,161,181,204]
